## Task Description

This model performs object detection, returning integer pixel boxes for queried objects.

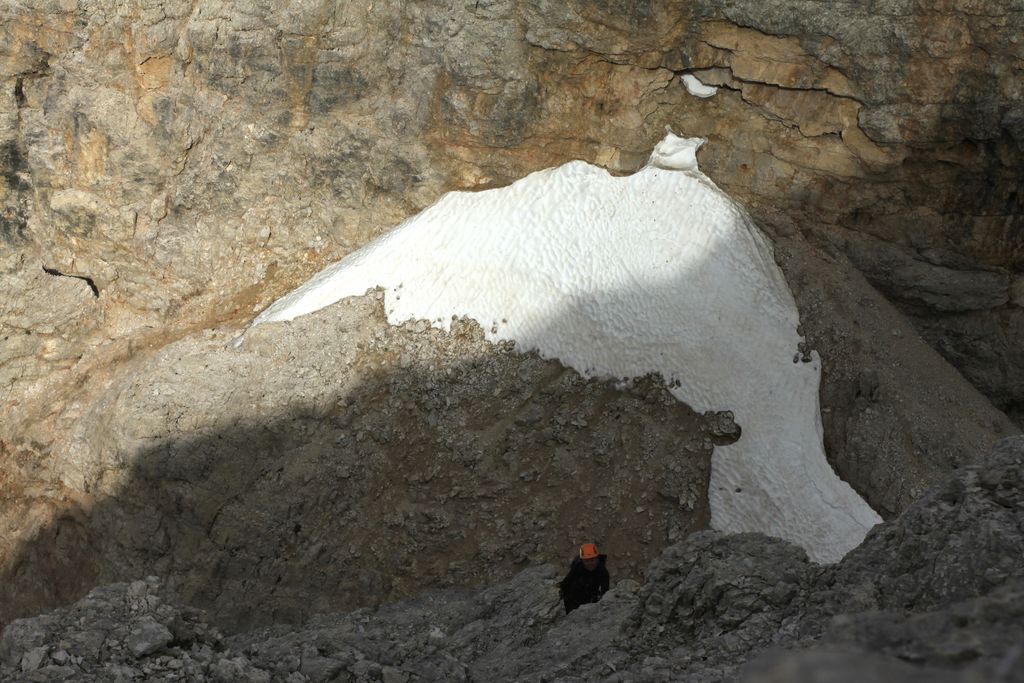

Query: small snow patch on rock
[682,73,718,98]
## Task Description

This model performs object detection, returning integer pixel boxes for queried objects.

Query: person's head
[579,542,599,571]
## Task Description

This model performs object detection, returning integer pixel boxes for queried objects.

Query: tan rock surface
[0,0,1020,629]
[1,293,730,630]
[2,0,1021,438]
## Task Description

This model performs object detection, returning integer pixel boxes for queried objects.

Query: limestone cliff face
[0,0,1021,628]
[1,1,1021,439]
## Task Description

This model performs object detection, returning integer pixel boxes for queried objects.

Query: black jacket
[559,554,609,614]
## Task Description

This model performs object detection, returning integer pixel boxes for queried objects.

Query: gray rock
[299,654,344,683]
[909,309,1024,428]
[20,646,47,672]
[208,656,272,683]
[1012,276,1024,308]
[4,437,1022,682]
[831,436,1024,613]
[349,660,380,678]
[381,666,408,683]
[23,664,79,681]
[102,663,144,681]
[774,235,1019,517]
[126,617,173,659]
[737,649,965,683]
[838,230,1010,313]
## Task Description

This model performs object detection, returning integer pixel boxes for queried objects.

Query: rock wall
[2,0,1021,446]
[773,235,1018,517]
[0,0,1021,636]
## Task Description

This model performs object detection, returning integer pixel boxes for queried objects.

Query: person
[559,542,609,614]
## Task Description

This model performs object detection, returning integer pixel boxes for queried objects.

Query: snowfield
[247,133,880,563]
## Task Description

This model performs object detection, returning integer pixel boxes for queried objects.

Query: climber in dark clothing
[559,542,609,614]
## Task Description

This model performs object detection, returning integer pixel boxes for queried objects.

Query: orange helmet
[579,543,599,560]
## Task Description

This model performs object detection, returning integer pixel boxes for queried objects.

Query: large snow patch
[247,133,880,563]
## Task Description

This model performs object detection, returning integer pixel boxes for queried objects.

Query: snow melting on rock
[246,132,880,563]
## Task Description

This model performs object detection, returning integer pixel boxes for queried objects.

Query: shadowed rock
[2,437,1021,682]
